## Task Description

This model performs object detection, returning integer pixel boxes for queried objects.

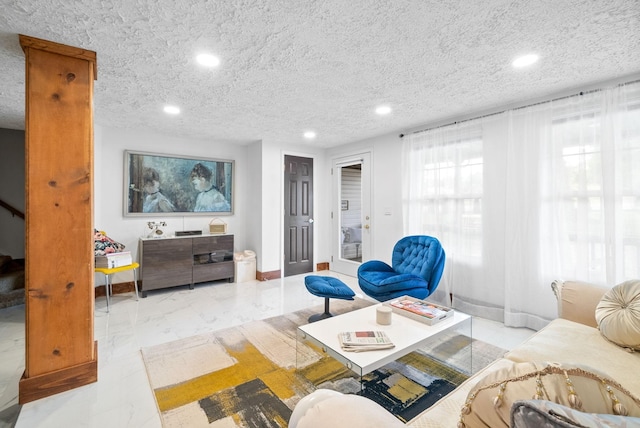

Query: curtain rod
[399,79,640,138]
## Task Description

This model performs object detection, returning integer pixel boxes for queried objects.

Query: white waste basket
[234,250,256,283]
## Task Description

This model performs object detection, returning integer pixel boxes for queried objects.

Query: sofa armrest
[551,280,608,328]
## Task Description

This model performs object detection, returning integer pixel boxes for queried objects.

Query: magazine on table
[385,296,454,326]
[338,331,395,352]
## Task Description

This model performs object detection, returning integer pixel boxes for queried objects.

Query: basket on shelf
[209,218,227,234]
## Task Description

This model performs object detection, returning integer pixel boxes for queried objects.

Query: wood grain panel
[140,235,235,295]
[141,238,192,290]
[193,262,234,284]
[192,235,233,254]
[19,34,97,403]
[19,342,98,404]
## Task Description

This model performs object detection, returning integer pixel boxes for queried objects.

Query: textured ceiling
[0,0,639,148]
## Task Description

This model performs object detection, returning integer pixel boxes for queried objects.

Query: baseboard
[19,341,98,404]
[316,262,329,271]
[94,281,135,297]
[256,270,280,281]
[97,272,287,292]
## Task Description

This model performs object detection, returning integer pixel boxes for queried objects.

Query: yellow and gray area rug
[141,299,505,427]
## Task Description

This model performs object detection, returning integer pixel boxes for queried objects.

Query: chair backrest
[391,235,445,293]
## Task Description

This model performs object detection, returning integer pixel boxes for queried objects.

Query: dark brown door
[284,155,314,276]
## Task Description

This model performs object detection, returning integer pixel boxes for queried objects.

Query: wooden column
[18,35,98,404]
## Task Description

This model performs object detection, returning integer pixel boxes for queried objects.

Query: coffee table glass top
[296,303,472,377]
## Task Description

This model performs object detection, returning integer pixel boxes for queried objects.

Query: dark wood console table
[139,234,234,297]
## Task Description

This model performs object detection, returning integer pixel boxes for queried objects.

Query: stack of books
[95,251,133,269]
[338,331,395,352]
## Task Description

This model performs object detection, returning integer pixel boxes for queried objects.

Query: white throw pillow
[595,280,640,351]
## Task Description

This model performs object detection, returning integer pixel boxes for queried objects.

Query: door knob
[308,218,315,224]
[364,224,370,229]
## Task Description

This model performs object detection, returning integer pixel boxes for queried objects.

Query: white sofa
[290,280,640,427]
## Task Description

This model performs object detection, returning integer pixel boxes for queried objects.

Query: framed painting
[124,150,234,216]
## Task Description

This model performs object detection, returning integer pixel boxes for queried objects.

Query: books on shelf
[338,331,395,352]
[385,296,454,326]
[95,251,133,269]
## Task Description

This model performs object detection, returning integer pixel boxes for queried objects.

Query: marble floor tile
[0,272,534,427]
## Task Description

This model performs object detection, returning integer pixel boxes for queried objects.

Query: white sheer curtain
[402,81,640,330]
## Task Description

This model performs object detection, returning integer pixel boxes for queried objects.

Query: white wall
[257,140,283,272]
[0,128,25,258]
[246,141,262,269]
[94,125,251,282]
[92,125,404,283]
[93,126,332,281]
[328,132,404,265]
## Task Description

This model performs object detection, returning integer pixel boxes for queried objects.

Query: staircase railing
[0,199,25,220]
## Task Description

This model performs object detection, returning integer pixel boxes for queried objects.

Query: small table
[297,303,472,381]
[95,262,140,312]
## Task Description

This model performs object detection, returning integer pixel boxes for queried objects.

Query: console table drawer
[193,261,234,284]
[139,234,235,296]
[141,239,192,292]
[193,235,233,254]
[143,268,192,290]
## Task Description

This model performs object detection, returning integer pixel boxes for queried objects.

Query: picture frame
[124,150,234,216]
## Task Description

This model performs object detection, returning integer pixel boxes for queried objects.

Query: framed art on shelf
[124,150,234,216]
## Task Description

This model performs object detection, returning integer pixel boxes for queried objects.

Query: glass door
[332,152,371,277]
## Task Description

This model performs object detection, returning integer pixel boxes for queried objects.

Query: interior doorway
[283,155,314,277]
[332,152,371,277]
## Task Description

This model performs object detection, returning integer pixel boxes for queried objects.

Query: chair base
[308,298,333,323]
[309,312,333,322]
[95,263,140,312]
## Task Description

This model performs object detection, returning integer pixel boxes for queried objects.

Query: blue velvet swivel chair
[357,235,445,302]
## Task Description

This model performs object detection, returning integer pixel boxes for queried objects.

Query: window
[403,81,640,327]
[419,137,483,261]
[550,104,640,279]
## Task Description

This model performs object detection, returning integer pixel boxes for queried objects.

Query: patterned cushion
[596,280,640,351]
[511,399,640,428]
[94,229,126,256]
[459,361,640,428]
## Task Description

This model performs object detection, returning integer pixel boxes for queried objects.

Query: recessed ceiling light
[375,105,392,115]
[303,131,316,139]
[512,54,539,68]
[163,105,180,115]
[196,53,220,67]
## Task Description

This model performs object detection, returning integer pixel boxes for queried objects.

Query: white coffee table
[296,303,472,378]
